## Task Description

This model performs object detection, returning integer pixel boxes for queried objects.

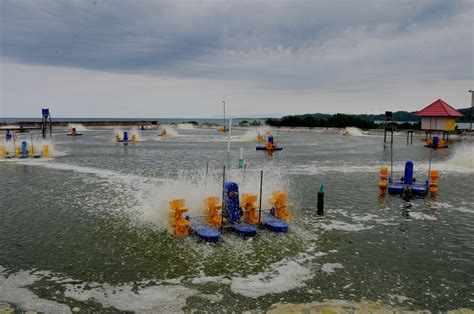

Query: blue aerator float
[67,128,83,136]
[379,161,439,198]
[168,172,292,243]
[425,136,447,149]
[387,161,428,197]
[115,131,136,145]
[256,135,283,152]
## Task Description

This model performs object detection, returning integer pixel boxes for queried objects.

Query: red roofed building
[415,99,463,131]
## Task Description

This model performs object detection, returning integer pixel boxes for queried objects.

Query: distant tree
[250,120,261,126]
[239,120,249,126]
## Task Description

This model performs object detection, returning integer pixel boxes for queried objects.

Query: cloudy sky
[1,0,473,118]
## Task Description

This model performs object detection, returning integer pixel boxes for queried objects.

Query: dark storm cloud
[1,0,472,84]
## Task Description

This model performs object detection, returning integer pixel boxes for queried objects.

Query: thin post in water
[204,160,209,194]
[258,170,263,224]
[220,165,226,232]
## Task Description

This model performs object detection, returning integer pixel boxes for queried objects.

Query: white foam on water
[343,127,366,136]
[161,126,179,137]
[236,129,260,141]
[334,210,398,227]
[0,267,72,313]
[67,123,88,132]
[190,274,231,285]
[177,123,195,129]
[63,282,196,313]
[444,144,474,170]
[230,259,314,298]
[288,158,474,175]
[321,220,373,232]
[430,202,454,210]
[14,160,157,185]
[409,212,437,221]
[321,263,344,274]
[456,207,474,214]
[0,266,196,313]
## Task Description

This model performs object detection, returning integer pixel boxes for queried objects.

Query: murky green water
[1,126,473,312]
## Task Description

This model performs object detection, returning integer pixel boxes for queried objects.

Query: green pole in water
[317,184,325,216]
[239,147,244,169]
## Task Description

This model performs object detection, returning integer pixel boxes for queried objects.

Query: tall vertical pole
[258,170,263,224]
[222,100,226,131]
[427,147,433,182]
[226,118,232,171]
[221,165,226,232]
[469,90,473,132]
[390,139,393,179]
[204,160,209,194]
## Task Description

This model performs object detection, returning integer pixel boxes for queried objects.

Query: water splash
[67,123,88,132]
[114,127,141,142]
[445,144,474,170]
[177,123,195,129]
[0,137,63,158]
[161,126,179,137]
[139,167,287,231]
[343,127,366,136]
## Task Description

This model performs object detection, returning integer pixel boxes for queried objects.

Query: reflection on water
[0,128,473,312]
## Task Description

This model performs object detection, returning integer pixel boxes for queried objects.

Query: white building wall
[421,117,447,131]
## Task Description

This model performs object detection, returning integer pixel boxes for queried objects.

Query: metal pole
[13,133,16,155]
[204,160,209,194]
[469,90,473,132]
[220,165,226,232]
[427,147,433,182]
[258,170,263,224]
[390,139,393,179]
[222,100,226,131]
[226,118,232,171]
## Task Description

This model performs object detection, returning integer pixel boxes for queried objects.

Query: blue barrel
[6,131,12,141]
[21,141,28,156]
[404,160,414,185]
[224,181,241,223]
[432,136,439,147]
[268,135,274,143]
[123,131,128,141]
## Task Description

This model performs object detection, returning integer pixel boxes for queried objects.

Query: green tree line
[266,113,420,129]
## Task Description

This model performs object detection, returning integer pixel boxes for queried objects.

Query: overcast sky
[1,0,473,118]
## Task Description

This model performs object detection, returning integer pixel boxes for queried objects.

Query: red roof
[415,99,463,117]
